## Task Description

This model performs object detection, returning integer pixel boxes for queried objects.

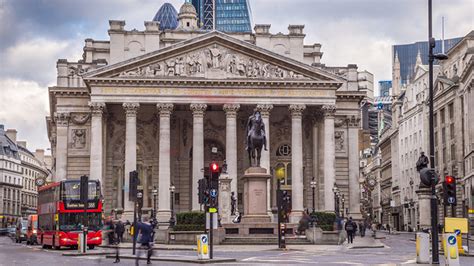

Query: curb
[105,255,237,264]
[349,245,385,249]
[100,245,196,251]
[62,252,116,257]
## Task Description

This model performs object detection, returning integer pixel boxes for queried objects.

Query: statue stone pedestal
[416,186,432,230]
[218,173,232,224]
[240,167,271,223]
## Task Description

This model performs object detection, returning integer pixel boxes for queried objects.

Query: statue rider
[416,151,429,172]
[245,110,268,151]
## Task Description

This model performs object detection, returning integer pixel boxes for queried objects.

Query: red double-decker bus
[37,180,102,249]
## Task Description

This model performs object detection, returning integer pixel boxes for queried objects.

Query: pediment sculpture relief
[117,44,310,80]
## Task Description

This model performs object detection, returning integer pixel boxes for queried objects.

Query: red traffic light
[445,176,455,184]
[210,162,219,173]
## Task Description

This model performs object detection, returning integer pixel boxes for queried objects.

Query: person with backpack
[345,217,357,244]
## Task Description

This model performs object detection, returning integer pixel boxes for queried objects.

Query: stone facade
[0,126,50,227]
[46,4,371,224]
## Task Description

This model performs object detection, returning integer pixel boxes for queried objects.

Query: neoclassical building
[47,2,370,223]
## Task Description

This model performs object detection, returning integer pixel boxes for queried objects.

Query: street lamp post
[341,195,345,218]
[152,186,158,220]
[169,185,176,227]
[333,186,340,217]
[427,0,448,263]
[310,177,317,213]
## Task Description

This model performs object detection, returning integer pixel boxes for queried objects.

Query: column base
[289,210,304,223]
[157,210,172,229]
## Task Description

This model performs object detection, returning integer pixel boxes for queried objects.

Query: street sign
[209,207,217,213]
[448,197,455,204]
[454,229,461,236]
[210,189,217,198]
[447,235,456,245]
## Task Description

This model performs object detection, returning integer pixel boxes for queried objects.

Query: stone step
[221,236,312,245]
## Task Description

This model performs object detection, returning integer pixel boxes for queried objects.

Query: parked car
[15,219,28,243]
[26,215,38,245]
[0,227,8,236]
[8,225,16,239]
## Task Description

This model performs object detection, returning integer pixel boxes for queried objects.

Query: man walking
[345,217,357,244]
[135,217,154,265]
[115,220,125,244]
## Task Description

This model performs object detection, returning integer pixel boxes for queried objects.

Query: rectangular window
[442,128,446,143]
[448,103,454,119]
[434,113,438,128]
[440,108,445,124]
[443,147,447,164]
[450,123,455,140]
[451,144,456,161]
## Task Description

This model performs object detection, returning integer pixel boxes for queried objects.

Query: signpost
[79,175,89,254]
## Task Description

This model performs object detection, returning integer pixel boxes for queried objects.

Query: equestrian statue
[245,110,268,167]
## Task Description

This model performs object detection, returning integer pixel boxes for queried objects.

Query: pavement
[2,231,474,265]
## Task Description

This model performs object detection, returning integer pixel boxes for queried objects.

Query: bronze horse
[246,111,267,167]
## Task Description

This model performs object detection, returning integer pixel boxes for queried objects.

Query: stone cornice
[85,77,340,90]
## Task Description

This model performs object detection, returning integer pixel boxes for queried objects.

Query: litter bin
[416,232,430,264]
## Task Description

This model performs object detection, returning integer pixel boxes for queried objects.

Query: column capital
[256,104,273,117]
[89,102,106,117]
[54,111,70,127]
[322,105,337,117]
[289,104,306,118]
[123,102,140,117]
[157,103,174,116]
[346,115,361,128]
[223,104,240,118]
[190,103,207,116]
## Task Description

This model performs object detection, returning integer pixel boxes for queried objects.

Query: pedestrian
[337,216,346,245]
[359,222,365,237]
[386,223,391,234]
[115,220,125,244]
[345,217,356,244]
[135,217,154,265]
[297,211,310,235]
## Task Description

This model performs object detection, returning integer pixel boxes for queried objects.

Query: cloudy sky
[0,0,472,154]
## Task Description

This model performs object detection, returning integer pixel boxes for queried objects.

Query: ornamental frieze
[116,44,310,80]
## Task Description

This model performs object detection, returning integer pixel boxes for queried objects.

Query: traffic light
[129,170,139,201]
[209,162,219,190]
[198,178,208,204]
[419,168,438,187]
[80,175,89,203]
[443,175,457,206]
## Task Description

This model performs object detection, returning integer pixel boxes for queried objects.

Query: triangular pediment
[84,31,343,84]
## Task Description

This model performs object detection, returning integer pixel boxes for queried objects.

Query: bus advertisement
[37,180,102,249]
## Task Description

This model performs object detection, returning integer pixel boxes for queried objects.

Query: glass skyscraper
[192,0,252,33]
[393,37,462,84]
[378,80,392,97]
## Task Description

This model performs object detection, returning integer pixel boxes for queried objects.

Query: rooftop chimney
[6,129,17,143]
[35,149,45,163]
[17,141,27,148]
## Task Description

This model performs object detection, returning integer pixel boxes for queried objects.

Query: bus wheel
[88,245,95,250]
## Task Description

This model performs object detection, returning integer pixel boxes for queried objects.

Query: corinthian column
[123,102,139,214]
[157,103,174,224]
[89,102,106,190]
[190,103,207,211]
[347,116,362,218]
[256,104,273,215]
[289,104,306,222]
[223,104,240,205]
[55,112,70,181]
[322,105,336,211]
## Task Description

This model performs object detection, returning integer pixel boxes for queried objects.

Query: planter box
[305,226,339,245]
